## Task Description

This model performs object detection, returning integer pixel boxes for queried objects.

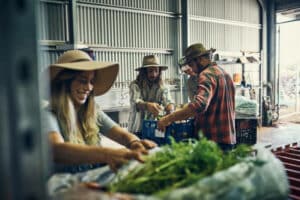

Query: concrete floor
[258,113,300,148]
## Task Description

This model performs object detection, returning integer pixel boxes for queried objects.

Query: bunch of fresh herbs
[109,137,252,196]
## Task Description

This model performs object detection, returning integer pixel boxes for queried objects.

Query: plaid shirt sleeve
[188,71,217,113]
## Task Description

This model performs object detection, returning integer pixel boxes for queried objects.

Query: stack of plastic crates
[141,119,194,145]
[235,118,257,145]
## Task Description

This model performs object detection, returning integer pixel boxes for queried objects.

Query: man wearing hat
[158,43,236,151]
[128,55,175,135]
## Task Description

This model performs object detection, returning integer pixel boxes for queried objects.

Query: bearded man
[128,55,174,136]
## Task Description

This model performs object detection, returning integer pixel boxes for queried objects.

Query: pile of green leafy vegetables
[109,137,253,196]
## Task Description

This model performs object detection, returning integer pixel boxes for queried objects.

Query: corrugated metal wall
[188,0,261,92]
[189,0,260,52]
[39,0,179,86]
[76,1,178,85]
[39,0,262,114]
[39,0,68,42]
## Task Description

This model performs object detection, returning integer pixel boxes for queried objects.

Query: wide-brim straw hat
[179,43,216,66]
[49,50,119,96]
[135,55,168,71]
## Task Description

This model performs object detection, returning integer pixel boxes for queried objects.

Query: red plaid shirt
[188,64,236,144]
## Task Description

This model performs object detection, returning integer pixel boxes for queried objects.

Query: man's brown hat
[179,43,216,66]
[135,55,168,71]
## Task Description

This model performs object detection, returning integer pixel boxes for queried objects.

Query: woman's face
[70,71,95,107]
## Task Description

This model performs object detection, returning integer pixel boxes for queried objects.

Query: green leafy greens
[109,137,253,196]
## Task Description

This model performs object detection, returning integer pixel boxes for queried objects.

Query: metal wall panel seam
[89,46,173,54]
[116,11,120,50]
[106,10,111,46]
[120,11,123,47]
[145,13,148,48]
[90,6,96,45]
[65,1,70,41]
[76,2,177,18]
[78,6,82,43]
[189,15,261,29]
[91,7,95,44]
[138,12,142,48]
[95,6,99,44]
[57,5,62,40]
[86,6,90,44]
[82,6,86,43]
[53,4,60,40]
[60,2,66,40]
[133,12,137,48]
[40,0,67,4]
[124,11,128,47]
[111,10,115,47]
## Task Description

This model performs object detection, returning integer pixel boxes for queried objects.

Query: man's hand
[146,102,162,116]
[157,115,172,132]
[165,104,175,115]
[105,148,144,172]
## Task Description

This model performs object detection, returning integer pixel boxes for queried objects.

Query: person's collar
[197,62,213,74]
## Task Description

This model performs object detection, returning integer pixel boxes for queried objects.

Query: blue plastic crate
[141,119,194,145]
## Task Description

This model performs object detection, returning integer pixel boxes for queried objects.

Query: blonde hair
[50,69,100,145]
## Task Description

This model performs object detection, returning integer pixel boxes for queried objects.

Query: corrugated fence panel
[241,0,260,24]
[39,1,68,42]
[242,27,260,52]
[190,0,259,23]
[189,0,261,52]
[224,24,242,51]
[76,3,177,49]
[225,0,242,22]
[190,20,226,51]
[39,50,63,72]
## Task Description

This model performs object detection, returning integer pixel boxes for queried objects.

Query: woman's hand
[146,102,162,116]
[129,139,157,154]
[105,148,144,172]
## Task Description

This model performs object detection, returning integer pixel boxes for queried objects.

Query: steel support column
[68,0,77,44]
[266,0,277,104]
[259,0,277,104]
[0,1,49,199]
[181,0,189,51]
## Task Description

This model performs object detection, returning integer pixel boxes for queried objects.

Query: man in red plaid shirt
[158,43,236,150]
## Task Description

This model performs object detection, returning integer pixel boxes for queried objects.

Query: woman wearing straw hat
[128,55,175,135]
[42,50,156,173]
[158,43,236,151]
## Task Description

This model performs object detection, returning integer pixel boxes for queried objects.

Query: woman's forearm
[51,142,109,165]
[106,126,139,148]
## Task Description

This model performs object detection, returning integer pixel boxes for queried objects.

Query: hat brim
[135,65,168,71]
[50,61,119,96]
[179,48,216,66]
